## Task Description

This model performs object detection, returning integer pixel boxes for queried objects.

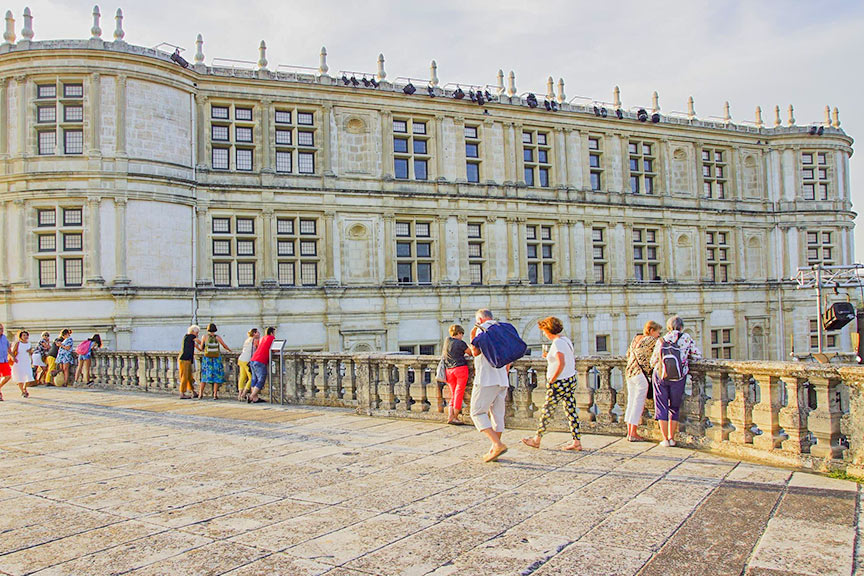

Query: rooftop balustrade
[87,350,864,476]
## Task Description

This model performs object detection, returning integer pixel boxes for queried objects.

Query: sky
[12,0,864,262]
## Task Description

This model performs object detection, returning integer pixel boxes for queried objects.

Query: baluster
[779,376,811,453]
[317,358,328,399]
[346,359,358,402]
[575,361,596,422]
[513,364,534,420]
[728,372,754,444]
[682,369,707,436]
[752,372,784,450]
[424,362,442,413]
[306,358,318,400]
[594,365,616,424]
[705,370,732,442]
[380,361,396,410]
[410,361,428,412]
[397,363,411,412]
[808,375,844,459]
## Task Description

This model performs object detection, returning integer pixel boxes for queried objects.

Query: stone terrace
[1,387,862,576]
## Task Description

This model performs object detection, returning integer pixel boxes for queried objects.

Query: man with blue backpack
[467,308,527,462]
[650,315,702,447]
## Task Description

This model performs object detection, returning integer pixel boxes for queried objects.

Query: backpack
[472,322,527,369]
[76,340,92,356]
[660,334,684,380]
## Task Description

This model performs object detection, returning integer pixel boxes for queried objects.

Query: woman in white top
[522,316,582,451]
[10,330,34,398]
[236,328,259,401]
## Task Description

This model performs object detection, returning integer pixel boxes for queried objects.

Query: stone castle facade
[0,8,856,357]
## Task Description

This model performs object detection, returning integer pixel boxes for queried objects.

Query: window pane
[465,143,479,158]
[397,262,412,283]
[213,239,231,256]
[394,158,409,179]
[527,245,537,259]
[63,258,83,286]
[212,125,229,141]
[524,149,534,163]
[395,222,410,237]
[37,84,57,99]
[236,239,255,256]
[235,126,253,143]
[414,159,428,180]
[541,244,552,259]
[464,126,478,139]
[38,234,56,252]
[467,224,482,238]
[64,105,83,122]
[590,172,601,190]
[592,228,604,242]
[237,262,255,286]
[236,218,254,234]
[528,263,538,284]
[212,148,229,169]
[416,242,431,258]
[415,222,430,237]
[298,131,314,147]
[522,132,532,144]
[300,240,317,256]
[213,262,231,286]
[212,218,230,233]
[39,259,57,286]
[593,263,605,283]
[297,152,315,174]
[299,219,316,235]
[277,240,294,256]
[396,242,412,258]
[526,226,536,240]
[538,150,548,164]
[630,176,639,194]
[413,139,427,155]
[63,208,82,226]
[235,149,253,171]
[278,262,295,285]
[537,133,547,145]
[466,162,479,183]
[589,154,600,168]
[211,106,229,120]
[276,151,292,173]
[64,130,83,154]
[300,262,317,285]
[38,131,56,155]
[539,168,549,188]
[417,262,432,284]
[469,262,483,284]
[468,243,482,258]
[412,122,426,135]
[524,168,534,186]
[235,107,253,121]
[63,233,82,251]
[297,112,314,125]
[38,106,56,123]
[63,84,83,98]
[393,120,407,133]
[277,218,294,235]
[275,129,292,145]
[275,110,292,124]
[541,226,551,240]
[542,263,553,284]
[393,138,408,153]
[588,137,599,150]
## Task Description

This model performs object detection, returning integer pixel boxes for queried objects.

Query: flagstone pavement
[0,387,862,576]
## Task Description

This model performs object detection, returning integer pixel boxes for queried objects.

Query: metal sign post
[269,339,286,404]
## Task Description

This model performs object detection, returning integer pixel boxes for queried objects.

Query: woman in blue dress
[198,323,231,400]
[55,328,74,386]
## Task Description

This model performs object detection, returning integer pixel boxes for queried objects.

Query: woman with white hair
[650,315,701,446]
[178,325,202,399]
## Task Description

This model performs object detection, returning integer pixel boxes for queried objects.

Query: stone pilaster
[115,74,127,157]
[85,196,104,284]
[88,72,101,156]
[382,213,396,284]
[194,204,210,286]
[260,208,275,286]
[323,210,337,286]
[113,197,130,285]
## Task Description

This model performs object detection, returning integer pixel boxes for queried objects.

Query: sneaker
[660,440,670,447]
[669,439,677,447]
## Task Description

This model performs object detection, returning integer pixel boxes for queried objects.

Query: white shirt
[546,336,575,382]
[238,337,255,363]
[472,321,510,388]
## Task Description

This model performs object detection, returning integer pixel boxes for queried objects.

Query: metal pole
[815,265,824,354]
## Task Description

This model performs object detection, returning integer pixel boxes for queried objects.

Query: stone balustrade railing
[88,350,864,475]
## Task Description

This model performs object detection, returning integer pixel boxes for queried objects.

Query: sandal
[22,390,29,398]
[483,445,508,462]
[521,437,541,449]
[562,441,583,451]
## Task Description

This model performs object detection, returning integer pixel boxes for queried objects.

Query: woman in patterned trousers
[522,316,582,451]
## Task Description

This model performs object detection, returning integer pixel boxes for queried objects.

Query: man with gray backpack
[650,315,702,446]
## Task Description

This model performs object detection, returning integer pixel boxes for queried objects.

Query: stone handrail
[88,350,864,475]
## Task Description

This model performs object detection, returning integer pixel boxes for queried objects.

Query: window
[526,224,554,284]
[393,118,431,180]
[395,219,433,284]
[710,329,733,359]
[810,318,837,350]
[211,216,256,287]
[276,215,320,286]
[592,227,607,284]
[589,136,603,191]
[522,129,551,187]
[706,230,731,283]
[633,227,660,282]
[399,344,437,355]
[702,148,729,199]
[467,221,484,285]
[35,82,84,156]
[596,335,609,354]
[465,125,481,183]
[801,151,830,201]
[806,230,835,265]
[35,206,84,288]
[273,107,317,175]
[210,103,256,172]
[628,141,656,194]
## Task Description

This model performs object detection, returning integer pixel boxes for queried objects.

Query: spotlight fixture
[350,76,359,86]
[550,101,558,111]
[469,89,477,102]
[427,85,436,97]
[637,108,648,122]
[651,113,660,123]
[808,125,817,135]
[454,87,465,99]
[615,108,623,119]
[403,82,416,95]
[817,126,824,136]
[526,93,538,108]
[476,91,485,105]
[370,78,379,88]
[544,100,551,111]
[362,77,371,87]
[341,74,350,85]
[170,49,189,69]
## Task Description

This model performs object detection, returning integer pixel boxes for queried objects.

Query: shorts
[0,362,9,377]
[250,360,268,390]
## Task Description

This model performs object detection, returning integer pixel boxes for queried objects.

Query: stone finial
[824,105,831,127]
[545,76,554,100]
[376,53,386,81]
[755,105,763,128]
[723,101,731,124]
[3,11,15,45]
[651,91,660,113]
[318,46,328,75]
[496,69,505,96]
[429,60,438,87]
[90,5,101,39]
[613,85,621,109]
[556,78,565,104]
[687,96,696,120]
[832,107,840,128]
[787,104,795,127]
[113,8,124,42]
[773,105,781,127]
[257,40,268,70]
[21,7,33,40]
[194,34,204,65]
[507,70,516,98]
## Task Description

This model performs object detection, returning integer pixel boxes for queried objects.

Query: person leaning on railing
[650,315,701,447]
[624,320,662,442]
[442,324,470,425]
[247,326,276,404]
[178,325,202,399]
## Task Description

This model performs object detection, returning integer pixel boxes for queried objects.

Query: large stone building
[0,8,856,358]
